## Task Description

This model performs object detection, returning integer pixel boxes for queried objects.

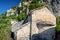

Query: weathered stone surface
[16,22,39,40]
[31,7,56,40]
[12,7,56,40]
[16,23,30,40]
[31,7,56,25]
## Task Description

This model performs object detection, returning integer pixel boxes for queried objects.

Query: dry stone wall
[16,7,56,40]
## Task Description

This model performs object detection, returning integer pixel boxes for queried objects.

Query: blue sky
[0,0,21,14]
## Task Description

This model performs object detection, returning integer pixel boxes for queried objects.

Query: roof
[11,15,30,32]
[11,20,24,32]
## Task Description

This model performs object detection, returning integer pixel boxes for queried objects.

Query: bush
[56,16,60,31]
[29,3,46,10]
[56,25,60,31]
[17,14,23,21]
[0,19,12,40]
[29,3,36,10]
[1,13,7,19]
[43,0,48,2]
[31,0,39,3]
[17,12,27,21]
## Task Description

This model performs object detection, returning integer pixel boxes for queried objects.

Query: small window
[11,32,14,40]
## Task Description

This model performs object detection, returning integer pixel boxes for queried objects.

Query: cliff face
[47,0,60,16]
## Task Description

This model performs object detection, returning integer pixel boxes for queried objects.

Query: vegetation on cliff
[29,0,46,10]
[56,16,60,31]
[0,0,48,40]
[0,15,12,40]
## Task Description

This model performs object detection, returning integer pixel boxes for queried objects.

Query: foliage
[56,16,60,31]
[0,19,12,40]
[31,0,39,3]
[0,28,12,40]
[8,14,17,20]
[12,6,17,10]
[29,3,46,10]
[22,0,29,2]
[29,0,46,10]
[1,13,7,19]
[17,12,27,21]
[36,3,46,8]
[43,0,48,2]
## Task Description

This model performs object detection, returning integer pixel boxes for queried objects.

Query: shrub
[29,3,46,10]
[29,3,36,10]
[31,0,39,3]
[43,0,48,2]
[17,12,27,21]
[0,19,12,40]
[56,16,60,31]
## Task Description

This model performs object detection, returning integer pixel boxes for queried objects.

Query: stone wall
[16,22,38,40]
[15,7,56,40]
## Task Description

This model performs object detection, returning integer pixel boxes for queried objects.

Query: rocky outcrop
[31,7,56,25]
[11,7,56,40]
[31,7,56,40]
[47,0,60,16]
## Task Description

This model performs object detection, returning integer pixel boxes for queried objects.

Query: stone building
[11,7,56,40]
